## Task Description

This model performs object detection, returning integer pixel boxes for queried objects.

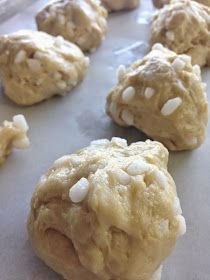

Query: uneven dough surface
[28,138,186,280]
[101,0,140,12]
[0,30,89,106]
[106,44,208,151]
[0,115,29,165]
[152,0,210,8]
[36,0,107,52]
[151,0,210,67]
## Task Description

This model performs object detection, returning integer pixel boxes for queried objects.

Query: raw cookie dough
[150,0,210,66]
[0,30,89,106]
[101,0,140,12]
[0,115,29,165]
[36,0,108,53]
[106,44,208,151]
[28,138,186,280]
[152,0,210,9]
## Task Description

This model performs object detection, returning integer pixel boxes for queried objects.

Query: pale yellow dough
[151,0,210,67]
[101,0,140,12]
[0,30,89,106]
[106,44,208,151]
[0,115,29,165]
[152,0,210,8]
[36,0,108,52]
[28,138,186,280]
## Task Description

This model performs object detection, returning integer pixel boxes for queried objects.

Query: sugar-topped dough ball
[28,138,186,280]
[0,30,89,106]
[101,0,140,12]
[106,44,208,151]
[151,0,210,67]
[0,115,29,165]
[152,0,210,9]
[36,0,108,53]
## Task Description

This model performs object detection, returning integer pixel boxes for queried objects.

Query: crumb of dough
[28,138,185,280]
[106,44,208,151]
[0,115,30,165]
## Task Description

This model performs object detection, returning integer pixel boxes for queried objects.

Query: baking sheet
[0,1,209,279]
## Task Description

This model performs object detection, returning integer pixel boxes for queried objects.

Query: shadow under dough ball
[28,138,186,280]
[151,0,210,67]
[36,0,108,53]
[106,44,208,151]
[0,30,89,106]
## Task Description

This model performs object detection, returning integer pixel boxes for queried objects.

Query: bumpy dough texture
[151,0,210,67]
[106,44,208,151]
[0,115,29,165]
[36,0,107,52]
[101,0,140,12]
[0,30,89,106]
[28,138,186,280]
[152,0,210,8]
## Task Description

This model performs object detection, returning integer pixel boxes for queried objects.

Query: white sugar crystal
[127,160,150,176]
[150,265,162,280]
[144,87,155,99]
[180,54,191,64]
[187,137,198,146]
[193,64,201,78]
[70,155,83,167]
[176,215,187,236]
[161,97,182,116]
[117,65,126,82]
[173,197,182,215]
[84,57,90,67]
[152,43,164,51]
[154,169,168,189]
[55,36,64,47]
[166,31,175,41]
[67,21,76,31]
[38,174,47,185]
[202,83,207,90]
[121,110,134,126]
[13,115,29,132]
[53,72,62,80]
[54,155,70,168]
[111,137,128,147]
[172,57,185,72]
[57,81,67,90]
[122,86,135,103]
[58,14,65,25]
[114,169,130,185]
[14,50,27,64]
[91,139,110,146]
[69,178,90,203]
[89,164,98,173]
[13,137,30,149]
[27,59,42,72]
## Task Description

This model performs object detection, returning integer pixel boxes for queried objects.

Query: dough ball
[101,0,140,12]
[152,0,210,9]
[106,44,208,151]
[0,30,89,106]
[150,0,210,67]
[0,115,29,165]
[28,138,186,280]
[36,0,108,53]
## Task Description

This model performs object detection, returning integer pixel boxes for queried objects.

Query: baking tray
[0,0,209,279]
